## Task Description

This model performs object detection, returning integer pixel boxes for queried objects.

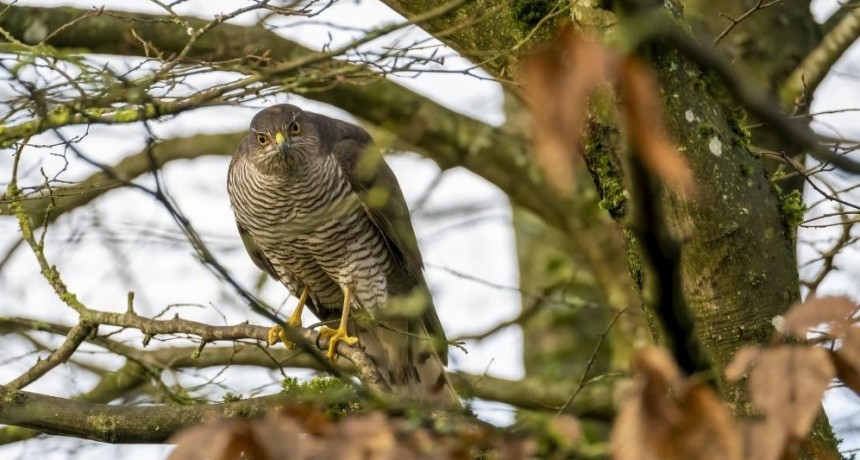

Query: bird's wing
[330,127,448,362]
[331,135,424,284]
[237,222,279,278]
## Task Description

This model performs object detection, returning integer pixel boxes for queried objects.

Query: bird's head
[241,104,321,171]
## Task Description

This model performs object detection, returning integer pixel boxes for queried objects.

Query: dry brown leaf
[168,418,277,460]
[725,346,763,381]
[739,418,788,460]
[630,345,684,389]
[782,295,858,339]
[747,346,835,439]
[837,327,860,369]
[611,347,740,460]
[523,26,614,193]
[318,412,396,460]
[667,384,742,460]
[251,412,308,459]
[832,327,860,395]
[168,406,534,460]
[278,404,335,437]
[547,414,582,447]
[618,57,695,196]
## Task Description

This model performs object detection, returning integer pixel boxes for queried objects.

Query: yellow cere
[274,132,286,145]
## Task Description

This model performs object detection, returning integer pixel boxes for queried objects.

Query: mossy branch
[6,321,93,390]
[781,5,860,105]
[0,315,616,445]
[0,360,150,445]
[0,384,300,443]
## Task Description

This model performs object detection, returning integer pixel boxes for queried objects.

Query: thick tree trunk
[681,0,839,450]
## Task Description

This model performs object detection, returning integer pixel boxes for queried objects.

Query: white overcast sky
[1,0,859,458]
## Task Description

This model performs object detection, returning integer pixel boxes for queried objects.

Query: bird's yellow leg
[318,286,359,362]
[268,286,309,348]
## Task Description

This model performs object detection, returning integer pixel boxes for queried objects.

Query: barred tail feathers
[355,319,460,407]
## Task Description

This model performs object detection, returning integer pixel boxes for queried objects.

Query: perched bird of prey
[227,104,459,405]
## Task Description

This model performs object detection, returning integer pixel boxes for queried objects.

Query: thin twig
[5,322,93,390]
[557,308,625,413]
[712,0,782,47]
[781,4,860,104]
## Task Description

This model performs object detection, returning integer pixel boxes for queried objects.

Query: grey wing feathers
[328,130,424,283]
[237,223,278,278]
[328,123,448,363]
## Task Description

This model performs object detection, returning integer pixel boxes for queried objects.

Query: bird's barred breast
[228,159,393,315]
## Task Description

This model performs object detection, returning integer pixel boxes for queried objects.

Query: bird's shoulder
[314,115,425,283]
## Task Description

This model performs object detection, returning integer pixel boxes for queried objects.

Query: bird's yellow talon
[319,325,359,362]
[317,285,358,361]
[267,287,309,348]
[267,325,288,347]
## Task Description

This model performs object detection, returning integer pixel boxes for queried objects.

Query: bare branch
[712,0,782,47]
[0,316,618,421]
[5,322,93,390]
[0,132,244,226]
[781,4,860,104]
[0,384,301,443]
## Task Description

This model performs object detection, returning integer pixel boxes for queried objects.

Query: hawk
[227,104,459,405]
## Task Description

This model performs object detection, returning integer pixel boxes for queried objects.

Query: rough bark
[680,0,840,450]
[683,0,821,192]
[381,0,560,83]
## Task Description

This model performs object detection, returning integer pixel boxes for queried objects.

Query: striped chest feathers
[231,155,359,237]
[229,155,393,296]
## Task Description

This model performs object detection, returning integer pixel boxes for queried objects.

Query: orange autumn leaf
[618,57,695,196]
[522,27,614,193]
[611,347,740,460]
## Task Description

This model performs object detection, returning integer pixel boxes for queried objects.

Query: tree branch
[781,5,860,104]
[0,360,150,445]
[83,310,388,394]
[0,316,617,421]
[6,322,93,390]
[0,2,581,239]
[711,0,782,47]
[379,0,562,83]
[0,132,245,227]
[0,384,295,443]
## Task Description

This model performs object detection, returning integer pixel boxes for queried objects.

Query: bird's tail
[355,319,460,407]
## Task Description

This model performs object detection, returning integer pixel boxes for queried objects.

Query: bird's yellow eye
[256,133,268,145]
[289,122,301,135]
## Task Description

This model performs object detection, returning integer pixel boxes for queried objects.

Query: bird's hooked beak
[274,132,290,155]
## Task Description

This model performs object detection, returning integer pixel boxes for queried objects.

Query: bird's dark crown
[248,104,371,153]
[249,104,303,135]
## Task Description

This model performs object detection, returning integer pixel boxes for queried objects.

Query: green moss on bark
[583,121,626,220]
[511,0,554,30]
